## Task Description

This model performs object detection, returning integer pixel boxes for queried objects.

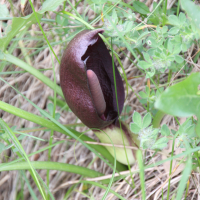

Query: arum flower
[60,29,139,165]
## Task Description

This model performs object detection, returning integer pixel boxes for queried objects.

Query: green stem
[167,137,175,200]
[47,53,57,199]
[176,0,181,16]
[28,0,60,64]
[167,69,172,85]
[164,0,168,15]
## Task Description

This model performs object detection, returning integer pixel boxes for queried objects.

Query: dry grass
[1,0,200,199]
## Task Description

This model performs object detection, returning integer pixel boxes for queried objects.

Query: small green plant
[130,111,169,150]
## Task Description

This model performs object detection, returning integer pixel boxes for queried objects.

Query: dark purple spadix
[60,29,125,129]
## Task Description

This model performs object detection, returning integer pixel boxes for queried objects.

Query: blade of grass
[62,11,94,29]
[137,150,146,200]
[111,39,135,189]
[110,21,136,190]
[47,51,57,200]
[101,131,116,200]
[21,170,38,200]
[0,161,103,177]
[176,157,192,200]
[0,13,42,51]
[28,0,60,65]
[184,180,190,200]
[14,131,46,141]
[0,52,64,98]
[167,136,176,200]
[0,119,46,200]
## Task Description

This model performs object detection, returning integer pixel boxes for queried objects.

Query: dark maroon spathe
[60,29,125,129]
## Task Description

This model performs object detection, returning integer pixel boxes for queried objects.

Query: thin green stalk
[47,52,57,199]
[167,70,172,85]
[62,11,94,29]
[21,171,38,200]
[176,157,192,200]
[110,19,136,189]
[67,0,82,19]
[184,180,189,200]
[28,0,60,64]
[7,0,15,16]
[176,0,181,16]
[167,135,176,200]
[19,171,25,200]
[137,150,146,200]
[164,0,168,15]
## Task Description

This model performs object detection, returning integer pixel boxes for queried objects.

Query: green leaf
[175,55,184,63]
[161,124,170,136]
[139,91,148,99]
[55,113,61,120]
[181,0,200,35]
[47,103,54,115]
[152,137,168,149]
[145,86,150,96]
[146,68,155,78]
[0,143,6,153]
[173,44,181,54]
[132,111,142,127]
[137,31,150,41]
[40,0,66,13]
[176,157,192,200]
[185,125,196,137]
[138,61,152,69]
[0,13,42,51]
[168,15,180,26]
[132,1,150,15]
[155,73,200,136]
[112,9,118,24]
[136,150,146,200]
[168,27,179,35]
[142,113,151,128]
[130,123,141,133]
[143,52,152,63]
[0,4,9,17]
[179,12,186,24]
